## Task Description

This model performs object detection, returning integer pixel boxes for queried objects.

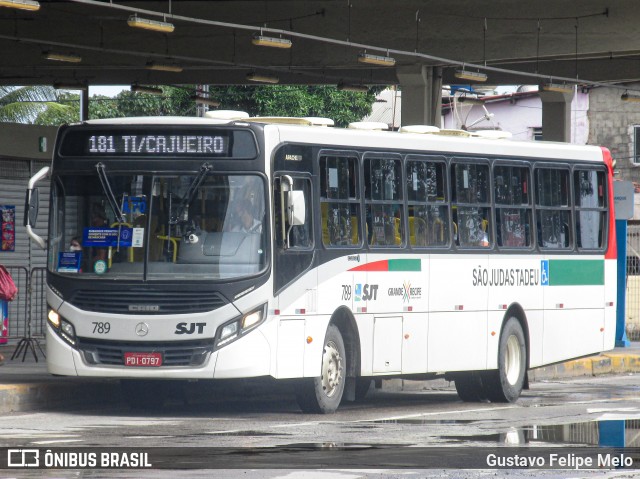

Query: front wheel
[296,324,345,414]
[484,317,527,403]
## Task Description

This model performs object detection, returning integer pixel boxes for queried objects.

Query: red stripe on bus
[349,260,389,272]
[601,147,617,260]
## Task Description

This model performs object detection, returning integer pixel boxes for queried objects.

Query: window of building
[634,126,640,163]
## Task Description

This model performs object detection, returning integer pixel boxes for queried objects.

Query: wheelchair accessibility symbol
[541,260,549,286]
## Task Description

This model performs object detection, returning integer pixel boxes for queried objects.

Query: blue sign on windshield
[83,227,133,247]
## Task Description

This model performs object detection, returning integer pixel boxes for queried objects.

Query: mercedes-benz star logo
[135,322,149,337]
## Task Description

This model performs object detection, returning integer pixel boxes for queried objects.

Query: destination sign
[58,128,258,159]
[88,134,227,155]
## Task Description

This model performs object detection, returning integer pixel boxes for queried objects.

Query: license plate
[124,352,162,367]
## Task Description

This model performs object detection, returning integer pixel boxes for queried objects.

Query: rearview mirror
[287,190,306,226]
[24,187,39,228]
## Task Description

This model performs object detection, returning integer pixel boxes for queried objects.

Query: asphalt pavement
[0,340,638,414]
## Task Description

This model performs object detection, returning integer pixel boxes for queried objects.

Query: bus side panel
[524,310,545,369]
[275,266,321,379]
[364,254,428,375]
[427,256,488,372]
[486,256,544,370]
[401,312,429,374]
[603,258,617,351]
[542,256,606,365]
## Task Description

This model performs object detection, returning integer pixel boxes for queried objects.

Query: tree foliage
[31,84,381,127]
[0,86,71,124]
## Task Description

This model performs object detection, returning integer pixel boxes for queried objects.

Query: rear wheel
[454,372,486,402]
[484,317,527,403]
[296,325,345,414]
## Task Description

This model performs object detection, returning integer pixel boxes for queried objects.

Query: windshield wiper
[174,162,212,222]
[95,162,125,223]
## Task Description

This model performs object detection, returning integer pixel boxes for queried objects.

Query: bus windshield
[49,171,267,280]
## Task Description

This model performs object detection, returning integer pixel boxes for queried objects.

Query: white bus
[25,115,617,413]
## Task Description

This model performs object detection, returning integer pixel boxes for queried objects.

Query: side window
[451,161,491,248]
[320,155,360,247]
[574,168,606,250]
[406,157,449,247]
[493,164,532,248]
[535,167,572,249]
[274,176,313,250]
[364,155,403,247]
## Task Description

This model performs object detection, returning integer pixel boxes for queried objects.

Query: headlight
[215,304,267,349]
[47,309,60,328]
[218,322,239,346]
[47,308,76,346]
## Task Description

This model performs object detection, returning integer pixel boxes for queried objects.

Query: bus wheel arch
[296,307,360,413]
[484,307,528,403]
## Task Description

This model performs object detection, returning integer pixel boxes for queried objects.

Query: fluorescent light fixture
[454,69,488,82]
[127,14,174,33]
[246,73,279,84]
[131,84,163,95]
[541,83,574,94]
[358,52,395,66]
[337,82,368,93]
[252,34,292,49]
[146,61,183,73]
[53,82,87,91]
[0,0,40,11]
[621,92,640,103]
[43,51,82,63]
[191,95,220,107]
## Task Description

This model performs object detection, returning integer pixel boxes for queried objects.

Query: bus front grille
[77,338,214,367]
[70,289,227,315]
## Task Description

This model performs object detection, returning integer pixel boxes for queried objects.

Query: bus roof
[267,123,605,163]
[79,116,604,163]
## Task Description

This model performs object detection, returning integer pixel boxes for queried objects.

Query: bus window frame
[405,154,450,250]
[318,150,362,249]
[533,162,574,251]
[363,152,405,248]
[572,164,609,253]
[492,159,535,252]
[450,157,493,250]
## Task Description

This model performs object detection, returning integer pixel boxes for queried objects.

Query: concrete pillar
[80,88,89,121]
[539,89,574,142]
[397,65,442,128]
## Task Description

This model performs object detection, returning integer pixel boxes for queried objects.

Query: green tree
[211,85,379,127]
[0,86,71,124]
[34,84,382,127]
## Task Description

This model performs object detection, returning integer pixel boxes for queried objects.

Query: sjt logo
[354,283,379,301]
[175,322,206,334]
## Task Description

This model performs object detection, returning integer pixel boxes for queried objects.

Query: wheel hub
[505,335,522,385]
[321,340,343,397]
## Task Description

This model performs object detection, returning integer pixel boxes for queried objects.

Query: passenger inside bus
[231,199,262,233]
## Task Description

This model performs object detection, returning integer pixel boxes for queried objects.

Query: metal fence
[626,224,640,340]
[3,266,46,360]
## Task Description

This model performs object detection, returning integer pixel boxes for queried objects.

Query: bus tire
[484,317,526,403]
[454,372,486,402]
[296,324,345,414]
